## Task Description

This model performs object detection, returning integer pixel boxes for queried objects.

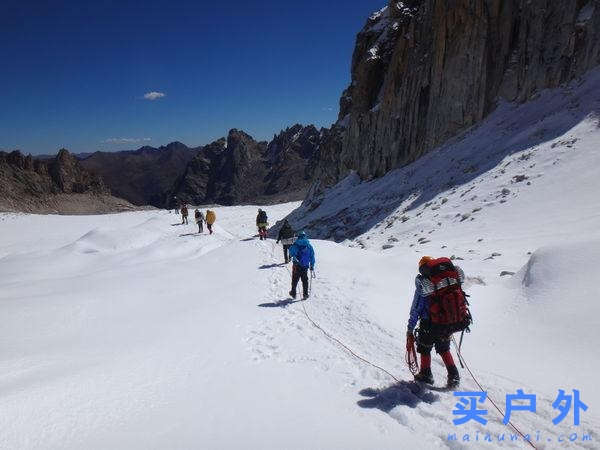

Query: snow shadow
[258,299,302,308]
[258,263,286,270]
[179,233,201,237]
[357,381,439,412]
[284,70,600,241]
[171,223,184,226]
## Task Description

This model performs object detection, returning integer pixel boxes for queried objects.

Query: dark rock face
[172,125,322,206]
[49,149,108,194]
[0,149,124,213]
[315,0,600,184]
[81,125,322,207]
[264,124,321,197]
[81,142,198,207]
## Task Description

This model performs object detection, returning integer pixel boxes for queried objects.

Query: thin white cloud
[143,91,166,100]
[322,107,334,111]
[103,138,152,144]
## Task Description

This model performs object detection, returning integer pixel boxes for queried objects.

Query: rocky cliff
[314,0,600,185]
[172,125,321,206]
[0,149,130,213]
[264,124,322,198]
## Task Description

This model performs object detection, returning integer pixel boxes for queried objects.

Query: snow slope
[2,72,600,448]
[1,205,598,448]
[0,206,415,449]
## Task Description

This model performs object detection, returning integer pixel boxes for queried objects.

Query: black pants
[416,321,451,355]
[207,223,213,234]
[283,244,291,263]
[291,264,309,297]
[197,222,203,233]
[182,215,188,224]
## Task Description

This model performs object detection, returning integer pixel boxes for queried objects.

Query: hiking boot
[302,293,309,300]
[414,367,434,385]
[446,365,460,389]
[289,291,296,299]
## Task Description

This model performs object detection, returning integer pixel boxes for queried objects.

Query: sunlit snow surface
[2,72,600,447]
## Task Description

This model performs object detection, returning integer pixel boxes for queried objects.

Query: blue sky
[0,0,379,155]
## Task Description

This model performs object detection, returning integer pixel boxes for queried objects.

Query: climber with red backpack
[406,256,472,389]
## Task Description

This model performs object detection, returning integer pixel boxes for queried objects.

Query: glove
[406,331,415,352]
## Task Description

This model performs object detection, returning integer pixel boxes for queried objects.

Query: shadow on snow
[258,263,287,270]
[258,299,303,308]
[357,381,440,411]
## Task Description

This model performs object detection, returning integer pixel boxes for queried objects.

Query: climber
[194,209,204,233]
[256,208,268,240]
[205,209,216,234]
[406,256,472,389]
[181,204,189,225]
[276,219,295,263]
[288,231,315,300]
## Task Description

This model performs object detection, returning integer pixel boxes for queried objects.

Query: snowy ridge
[288,67,600,249]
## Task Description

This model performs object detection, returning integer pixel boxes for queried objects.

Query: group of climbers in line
[173,199,216,235]
[271,215,471,388]
[258,211,315,301]
[181,203,472,389]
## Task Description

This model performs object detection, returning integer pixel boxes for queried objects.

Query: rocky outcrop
[264,124,321,197]
[315,0,600,184]
[81,125,323,208]
[172,125,322,206]
[81,141,198,207]
[0,149,129,213]
[49,149,108,194]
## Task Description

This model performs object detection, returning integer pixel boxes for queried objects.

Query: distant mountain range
[171,124,322,207]
[78,123,325,208]
[1,123,326,212]
[80,141,199,207]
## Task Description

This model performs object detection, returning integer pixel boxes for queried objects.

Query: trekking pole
[455,330,466,369]
[454,330,465,369]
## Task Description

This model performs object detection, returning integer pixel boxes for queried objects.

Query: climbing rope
[405,344,419,376]
[290,262,401,383]
[272,240,535,448]
[300,300,401,383]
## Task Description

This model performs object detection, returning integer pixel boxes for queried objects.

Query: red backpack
[420,257,472,333]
